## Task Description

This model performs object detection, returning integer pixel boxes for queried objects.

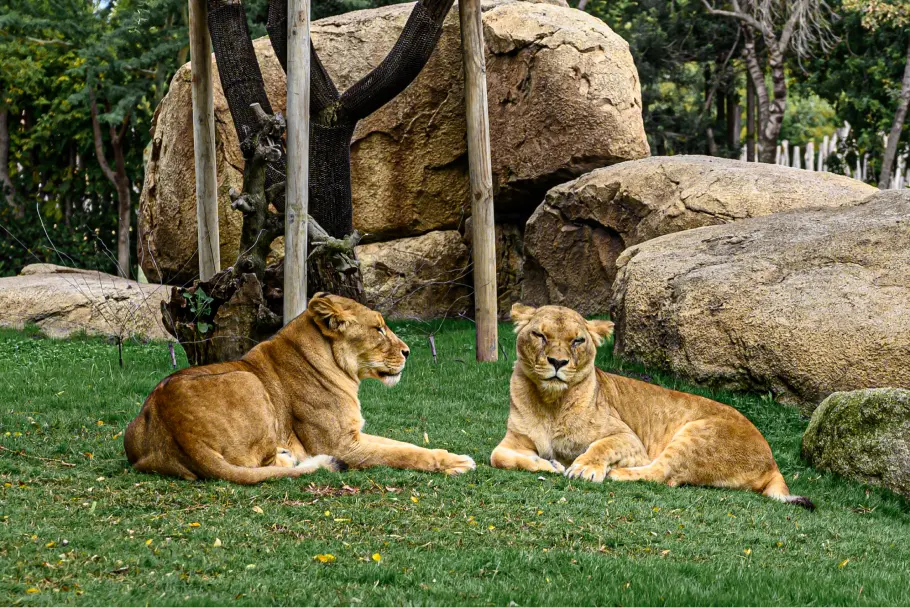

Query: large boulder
[522,155,878,312]
[138,0,648,285]
[0,264,171,341]
[610,190,910,408]
[802,388,910,498]
[356,230,471,320]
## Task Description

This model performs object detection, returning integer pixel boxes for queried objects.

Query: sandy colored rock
[523,155,878,313]
[802,388,910,498]
[138,0,647,284]
[0,264,172,341]
[610,190,910,407]
[356,230,471,320]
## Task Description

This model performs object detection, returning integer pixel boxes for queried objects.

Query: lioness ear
[585,319,614,346]
[308,293,354,333]
[511,303,537,331]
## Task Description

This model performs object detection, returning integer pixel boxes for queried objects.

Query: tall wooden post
[189,0,220,281]
[746,74,755,162]
[460,0,497,362]
[284,0,311,323]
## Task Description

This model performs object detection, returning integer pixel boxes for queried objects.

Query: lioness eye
[573,337,585,346]
[531,331,546,343]
[377,327,386,336]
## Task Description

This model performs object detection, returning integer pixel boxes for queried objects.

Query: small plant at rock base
[182,288,214,334]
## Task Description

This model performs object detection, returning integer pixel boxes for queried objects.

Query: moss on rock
[802,388,910,498]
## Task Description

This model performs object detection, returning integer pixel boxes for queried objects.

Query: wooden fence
[738,122,909,189]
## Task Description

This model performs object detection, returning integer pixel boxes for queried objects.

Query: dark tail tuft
[786,495,816,511]
[332,457,349,472]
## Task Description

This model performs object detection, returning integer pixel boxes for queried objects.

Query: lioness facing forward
[125,293,475,484]
[490,304,813,509]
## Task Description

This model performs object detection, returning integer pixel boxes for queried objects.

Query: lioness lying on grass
[124,293,475,484]
[490,304,813,509]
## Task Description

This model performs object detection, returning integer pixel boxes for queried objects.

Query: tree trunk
[879,36,910,189]
[743,31,776,163]
[727,90,740,150]
[0,105,18,217]
[111,139,132,279]
[746,74,756,161]
[88,88,132,278]
[715,83,726,135]
[762,45,788,165]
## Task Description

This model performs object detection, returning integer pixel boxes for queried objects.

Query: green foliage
[797,8,910,177]
[1,322,909,605]
[587,0,742,157]
[182,287,213,333]
[0,195,118,276]
[780,92,839,146]
[0,0,188,277]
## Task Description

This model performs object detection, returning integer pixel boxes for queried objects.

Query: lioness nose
[547,357,569,371]
[402,349,410,360]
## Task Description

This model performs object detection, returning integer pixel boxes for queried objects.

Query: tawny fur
[490,304,813,509]
[124,293,475,484]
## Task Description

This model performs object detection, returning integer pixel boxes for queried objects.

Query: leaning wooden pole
[284,0,312,323]
[460,0,498,362]
[189,0,220,281]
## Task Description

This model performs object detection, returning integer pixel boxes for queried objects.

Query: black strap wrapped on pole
[207,0,286,212]
[262,0,456,238]
[206,0,455,239]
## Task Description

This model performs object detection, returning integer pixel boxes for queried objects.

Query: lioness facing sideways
[125,293,475,484]
[490,304,813,509]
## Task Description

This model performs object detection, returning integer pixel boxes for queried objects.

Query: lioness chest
[525,410,613,465]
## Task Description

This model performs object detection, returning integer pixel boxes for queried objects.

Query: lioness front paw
[439,452,476,475]
[538,458,565,474]
[565,461,609,483]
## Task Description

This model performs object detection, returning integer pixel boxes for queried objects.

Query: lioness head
[511,303,614,391]
[307,293,410,387]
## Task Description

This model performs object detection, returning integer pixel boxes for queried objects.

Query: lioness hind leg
[610,418,776,491]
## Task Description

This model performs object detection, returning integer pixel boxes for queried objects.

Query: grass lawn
[1,320,909,606]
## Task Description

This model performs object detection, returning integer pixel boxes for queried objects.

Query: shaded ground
[1,321,908,606]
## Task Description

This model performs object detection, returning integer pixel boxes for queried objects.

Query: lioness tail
[191,446,345,485]
[762,470,815,511]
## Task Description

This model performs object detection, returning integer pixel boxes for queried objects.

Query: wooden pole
[460,0,497,362]
[189,0,220,281]
[284,0,311,323]
[746,74,755,162]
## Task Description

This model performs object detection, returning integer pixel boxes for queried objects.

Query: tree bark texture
[743,31,778,163]
[879,36,910,189]
[0,106,17,215]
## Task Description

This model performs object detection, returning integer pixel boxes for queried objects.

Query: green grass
[1,321,909,606]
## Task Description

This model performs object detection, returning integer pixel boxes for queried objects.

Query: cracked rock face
[522,155,878,314]
[0,264,172,341]
[802,388,910,498]
[356,230,471,320]
[610,190,910,408]
[138,0,648,286]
